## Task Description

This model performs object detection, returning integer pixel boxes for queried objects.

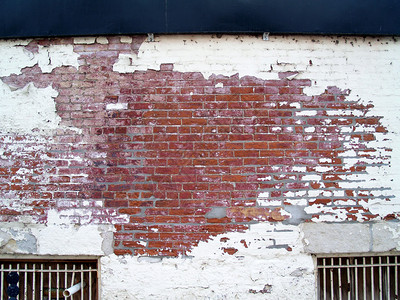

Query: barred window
[0,258,98,300]
[317,255,399,300]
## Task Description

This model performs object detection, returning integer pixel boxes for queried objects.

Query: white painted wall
[101,223,316,300]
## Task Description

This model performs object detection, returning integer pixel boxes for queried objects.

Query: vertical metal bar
[395,256,398,299]
[80,264,84,299]
[56,264,60,300]
[346,258,352,299]
[322,258,327,300]
[89,266,92,300]
[338,257,342,300]
[33,264,36,300]
[363,257,367,300]
[330,258,335,300]
[71,264,76,300]
[354,258,358,300]
[40,263,44,300]
[1,263,4,300]
[64,264,68,300]
[386,256,390,299]
[15,263,19,300]
[24,263,28,300]
[49,265,52,300]
[371,257,375,300]
[16,263,20,300]
[379,256,383,300]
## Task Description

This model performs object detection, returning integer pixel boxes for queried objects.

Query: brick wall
[0,35,399,260]
[1,34,400,299]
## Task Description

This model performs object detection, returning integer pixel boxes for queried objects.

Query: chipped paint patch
[0,82,60,134]
[0,39,33,77]
[74,37,97,44]
[37,44,80,73]
[0,40,79,76]
[106,103,128,110]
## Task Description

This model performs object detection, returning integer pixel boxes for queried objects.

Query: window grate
[0,259,98,300]
[317,255,400,300]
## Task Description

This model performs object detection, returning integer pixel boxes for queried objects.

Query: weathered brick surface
[0,36,395,256]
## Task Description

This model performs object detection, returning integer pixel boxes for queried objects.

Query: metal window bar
[0,260,98,300]
[317,255,400,300]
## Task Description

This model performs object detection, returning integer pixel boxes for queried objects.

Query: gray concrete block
[301,223,370,254]
[371,222,400,252]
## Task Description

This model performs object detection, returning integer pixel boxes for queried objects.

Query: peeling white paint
[0,210,114,256]
[120,36,133,44]
[0,40,79,76]
[359,198,399,217]
[0,82,60,134]
[106,103,128,110]
[295,110,318,117]
[74,37,96,44]
[101,223,316,300]
[37,44,80,73]
[301,175,321,181]
[30,210,112,255]
[45,208,130,226]
[96,37,109,45]
[0,39,33,76]
[304,206,351,222]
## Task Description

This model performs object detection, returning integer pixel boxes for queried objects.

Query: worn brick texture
[0,36,396,256]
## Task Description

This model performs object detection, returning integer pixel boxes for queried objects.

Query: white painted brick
[106,103,128,110]
[96,37,109,44]
[74,37,96,44]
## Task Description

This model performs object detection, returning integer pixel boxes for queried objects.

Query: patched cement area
[0,211,114,256]
[302,222,400,253]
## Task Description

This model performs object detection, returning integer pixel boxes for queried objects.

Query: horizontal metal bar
[317,262,399,269]
[0,268,97,272]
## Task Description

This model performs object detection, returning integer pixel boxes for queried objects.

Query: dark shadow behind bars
[317,255,400,300]
[0,259,98,300]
